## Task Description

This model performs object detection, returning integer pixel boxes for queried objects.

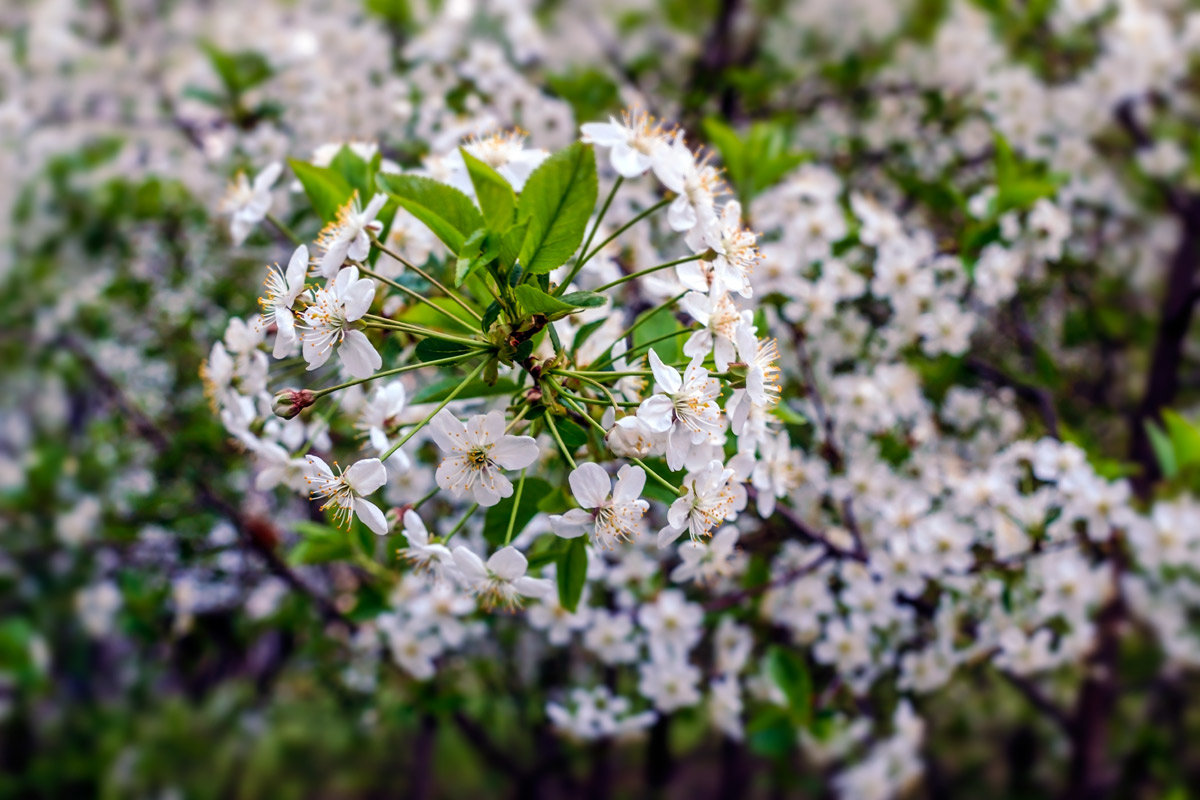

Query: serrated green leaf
[289,159,355,223]
[378,173,484,253]
[461,149,517,230]
[513,284,579,317]
[517,142,598,274]
[481,300,502,333]
[456,228,497,286]
[557,417,588,451]
[557,536,588,612]
[482,477,552,546]
[558,291,606,308]
[414,337,476,361]
[500,219,529,270]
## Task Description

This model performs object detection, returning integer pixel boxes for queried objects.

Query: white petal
[344,458,387,494]
[648,349,682,394]
[341,279,376,321]
[491,435,539,470]
[429,409,466,453]
[355,497,389,535]
[613,465,646,503]
[452,546,488,584]
[487,546,528,581]
[338,330,381,379]
[568,462,611,508]
[636,396,675,433]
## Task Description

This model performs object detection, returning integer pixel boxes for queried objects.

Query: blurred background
[4,0,1200,798]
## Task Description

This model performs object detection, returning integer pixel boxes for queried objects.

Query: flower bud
[272,388,316,419]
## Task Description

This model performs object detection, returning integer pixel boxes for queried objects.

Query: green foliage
[516,142,598,274]
[378,173,484,253]
[546,68,622,124]
[702,117,808,206]
[765,645,812,727]
[461,149,518,231]
[556,536,588,612]
[288,160,354,223]
[483,477,554,545]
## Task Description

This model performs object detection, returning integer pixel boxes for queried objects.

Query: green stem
[543,413,577,469]
[557,197,671,293]
[313,354,476,398]
[505,469,527,545]
[442,503,479,544]
[590,291,688,369]
[632,457,686,497]
[357,267,479,333]
[380,360,487,461]
[561,373,623,411]
[598,327,692,369]
[591,254,702,294]
[576,175,624,272]
[372,237,483,321]
[361,315,484,346]
[411,486,440,511]
[266,213,302,245]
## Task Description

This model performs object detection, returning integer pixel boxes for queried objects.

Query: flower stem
[266,213,302,245]
[372,237,483,321]
[631,457,686,497]
[313,354,477,398]
[543,412,577,469]
[380,359,488,462]
[571,197,670,277]
[357,266,479,333]
[557,176,625,293]
[505,469,527,545]
[590,254,702,294]
[442,503,479,544]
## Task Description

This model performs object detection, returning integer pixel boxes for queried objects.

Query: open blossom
[637,350,724,471]
[452,130,549,191]
[659,460,739,548]
[685,201,760,297]
[396,510,451,574]
[652,136,724,231]
[316,192,387,279]
[259,244,310,358]
[220,162,281,244]
[303,456,389,535]
[671,525,742,584]
[430,410,539,507]
[357,381,411,467]
[581,109,668,178]
[734,327,782,407]
[681,290,752,372]
[451,545,553,609]
[300,266,380,378]
[549,463,649,548]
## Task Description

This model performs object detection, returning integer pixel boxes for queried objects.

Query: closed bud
[272,388,315,419]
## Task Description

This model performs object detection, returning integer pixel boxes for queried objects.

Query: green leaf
[482,478,553,546]
[556,417,588,451]
[558,291,606,308]
[289,522,354,565]
[633,306,684,364]
[556,536,588,612]
[461,149,517,230]
[289,159,354,223]
[1146,420,1178,480]
[201,42,273,96]
[414,337,476,362]
[410,377,519,405]
[455,228,499,286]
[1163,410,1200,470]
[517,142,598,274]
[513,284,582,317]
[499,219,530,270]
[329,145,373,199]
[765,645,812,727]
[378,173,484,253]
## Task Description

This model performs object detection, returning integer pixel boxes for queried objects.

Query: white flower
[734,326,782,408]
[396,510,452,573]
[658,460,738,548]
[605,414,664,459]
[681,290,751,372]
[75,581,122,638]
[652,136,723,232]
[670,525,742,584]
[303,455,389,535]
[220,162,281,245]
[449,130,549,192]
[357,381,411,467]
[549,462,649,547]
[429,409,539,507]
[300,266,381,379]
[580,109,668,178]
[379,614,441,680]
[636,350,724,471]
[451,545,553,609]
[685,201,760,297]
[315,192,388,279]
[259,244,310,358]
